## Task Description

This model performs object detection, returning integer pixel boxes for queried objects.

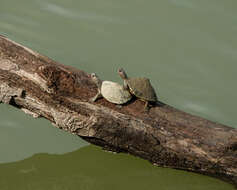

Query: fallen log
[0,35,236,187]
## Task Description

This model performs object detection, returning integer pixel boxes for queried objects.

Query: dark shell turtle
[118,68,158,110]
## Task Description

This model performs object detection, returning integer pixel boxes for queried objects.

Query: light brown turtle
[90,73,132,104]
[118,68,158,110]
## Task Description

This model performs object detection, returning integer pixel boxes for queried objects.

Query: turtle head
[90,73,102,88]
[118,68,128,80]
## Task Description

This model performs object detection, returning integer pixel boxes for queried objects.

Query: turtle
[90,73,132,104]
[117,68,158,110]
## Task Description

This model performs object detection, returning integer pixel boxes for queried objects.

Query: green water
[0,146,233,190]
[0,0,236,189]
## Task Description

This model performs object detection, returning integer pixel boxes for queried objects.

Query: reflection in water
[0,104,88,163]
[0,145,234,190]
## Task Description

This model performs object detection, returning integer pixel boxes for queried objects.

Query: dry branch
[0,35,236,187]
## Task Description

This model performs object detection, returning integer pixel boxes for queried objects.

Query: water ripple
[0,121,22,129]
[169,0,196,9]
[38,1,124,24]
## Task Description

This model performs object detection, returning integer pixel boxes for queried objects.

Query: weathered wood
[0,35,236,187]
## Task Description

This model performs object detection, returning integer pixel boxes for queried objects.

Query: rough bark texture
[0,35,236,187]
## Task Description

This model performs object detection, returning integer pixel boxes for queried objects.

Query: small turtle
[90,73,132,104]
[118,68,158,110]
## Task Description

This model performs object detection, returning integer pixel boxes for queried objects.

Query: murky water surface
[0,0,236,189]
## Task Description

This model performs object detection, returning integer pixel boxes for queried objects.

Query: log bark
[0,35,236,187]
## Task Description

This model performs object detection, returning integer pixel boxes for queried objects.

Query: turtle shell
[127,78,157,102]
[101,81,132,104]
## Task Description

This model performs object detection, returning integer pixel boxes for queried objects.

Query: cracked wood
[0,35,236,188]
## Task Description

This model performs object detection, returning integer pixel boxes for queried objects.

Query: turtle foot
[116,105,123,109]
[89,97,96,102]
[143,102,151,113]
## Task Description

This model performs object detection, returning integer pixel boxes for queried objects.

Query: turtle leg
[116,104,123,109]
[90,92,103,102]
[144,101,150,112]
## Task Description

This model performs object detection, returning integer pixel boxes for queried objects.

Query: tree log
[0,35,236,187]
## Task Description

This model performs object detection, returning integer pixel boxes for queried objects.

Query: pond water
[0,0,236,189]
